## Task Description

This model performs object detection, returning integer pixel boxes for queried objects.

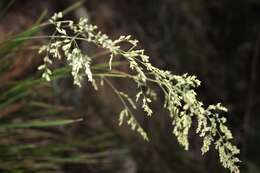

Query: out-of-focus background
[0,0,259,173]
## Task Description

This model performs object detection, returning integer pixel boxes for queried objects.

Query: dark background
[0,0,259,173]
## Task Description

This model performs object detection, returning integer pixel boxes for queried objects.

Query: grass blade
[0,118,83,129]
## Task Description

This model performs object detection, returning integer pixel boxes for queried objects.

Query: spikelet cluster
[38,12,240,172]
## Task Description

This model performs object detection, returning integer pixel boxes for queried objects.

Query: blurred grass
[0,119,83,129]
[0,2,125,173]
[0,36,123,173]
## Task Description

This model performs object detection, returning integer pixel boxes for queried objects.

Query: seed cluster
[38,12,240,172]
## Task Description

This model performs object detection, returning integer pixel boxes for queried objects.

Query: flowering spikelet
[38,12,240,172]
